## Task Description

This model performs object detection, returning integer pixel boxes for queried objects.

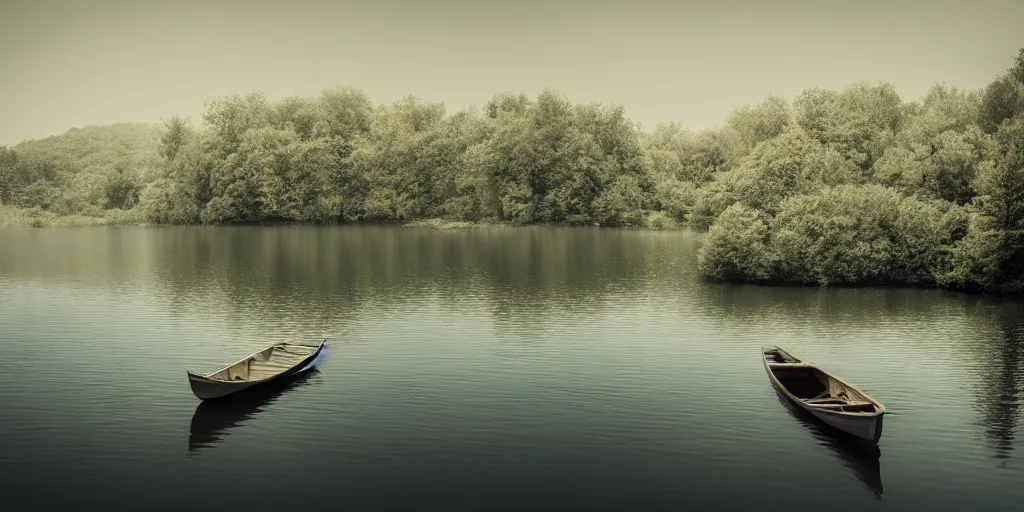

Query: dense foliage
[695,51,1024,295]
[3,51,1023,294]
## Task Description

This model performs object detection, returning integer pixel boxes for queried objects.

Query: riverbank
[402,212,681,231]
[0,205,137,228]
[3,206,1018,296]
[0,206,684,231]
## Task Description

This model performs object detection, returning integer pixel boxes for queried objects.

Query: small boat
[762,346,885,443]
[187,340,327,400]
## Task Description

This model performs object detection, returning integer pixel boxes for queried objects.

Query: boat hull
[762,346,884,443]
[187,341,326,400]
[805,406,884,443]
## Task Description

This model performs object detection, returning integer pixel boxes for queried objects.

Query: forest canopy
[2,49,1023,294]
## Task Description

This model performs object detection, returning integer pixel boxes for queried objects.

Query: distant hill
[1,122,163,213]
[13,122,161,162]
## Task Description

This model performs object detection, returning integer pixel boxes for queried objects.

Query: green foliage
[0,147,18,205]
[978,76,1024,134]
[159,116,193,161]
[138,133,212,224]
[642,123,744,183]
[904,84,982,140]
[874,125,991,205]
[473,90,654,226]
[735,127,863,213]
[940,116,1024,293]
[653,178,699,222]
[700,184,948,286]
[938,212,1007,293]
[201,92,274,159]
[693,50,1024,294]
[349,96,453,221]
[689,171,745,231]
[975,117,1024,232]
[725,95,793,150]
[139,179,190,224]
[103,166,141,210]
[1,123,160,219]
[484,92,531,119]
[697,203,774,281]
[16,179,61,210]
[689,127,862,229]
[643,211,678,230]
[6,47,1024,295]
[794,83,903,171]
[1012,49,1024,85]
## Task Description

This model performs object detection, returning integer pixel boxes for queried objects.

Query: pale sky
[1,0,1022,146]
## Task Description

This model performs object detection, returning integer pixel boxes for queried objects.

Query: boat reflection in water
[774,390,884,498]
[187,368,323,455]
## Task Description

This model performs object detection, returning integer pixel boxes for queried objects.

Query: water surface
[1,226,1022,510]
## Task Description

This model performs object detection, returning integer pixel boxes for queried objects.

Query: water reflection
[4,226,1024,470]
[692,281,970,334]
[971,305,1024,464]
[187,369,322,455]
[141,226,699,333]
[774,391,884,498]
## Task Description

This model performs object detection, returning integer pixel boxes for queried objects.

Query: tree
[978,75,1024,134]
[643,123,744,184]
[1010,48,1024,85]
[939,116,1024,293]
[794,83,903,171]
[976,117,1024,280]
[725,95,793,150]
[689,126,862,229]
[158,115,194,161]
[103,165,140,210]
[873,125,991,205]
[697,203,774,281]
[0,147,17,205]
[770,184,945,285]
[201,92,273,159]
[348,96,449,221]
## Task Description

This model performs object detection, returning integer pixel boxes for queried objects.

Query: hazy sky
[2,0,1022,146]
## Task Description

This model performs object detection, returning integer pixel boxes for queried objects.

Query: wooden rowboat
[762,346,885,443]
[187,340,327,400]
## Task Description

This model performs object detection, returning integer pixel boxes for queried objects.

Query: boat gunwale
[761,345,886,418]
[186,340,327,386]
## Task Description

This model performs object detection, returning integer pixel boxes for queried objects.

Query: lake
[0,225,1022,511]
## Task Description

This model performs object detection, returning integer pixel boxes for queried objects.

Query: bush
[769,184,945,285]
[643,211,678,230]
[937,213,1005,292]
[697,203,774,281]
[653,179,698,222]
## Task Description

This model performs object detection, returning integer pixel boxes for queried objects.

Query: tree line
[1,50,1022,294]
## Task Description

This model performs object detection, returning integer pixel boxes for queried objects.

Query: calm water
[1,226,1022,511]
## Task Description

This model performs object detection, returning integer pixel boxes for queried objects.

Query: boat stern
[872,412,884,443]
[810,408,885,443]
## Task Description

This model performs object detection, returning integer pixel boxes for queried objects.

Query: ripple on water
[1,226,1023,511]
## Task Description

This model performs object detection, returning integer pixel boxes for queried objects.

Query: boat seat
[805,398,846,404]
[805,399,875,408]
[227,358,252,381]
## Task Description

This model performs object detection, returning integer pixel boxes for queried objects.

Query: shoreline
[0,206,687,231]
[3,205,1019,297]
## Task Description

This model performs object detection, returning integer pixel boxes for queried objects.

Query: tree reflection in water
[972,305,1024,465]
